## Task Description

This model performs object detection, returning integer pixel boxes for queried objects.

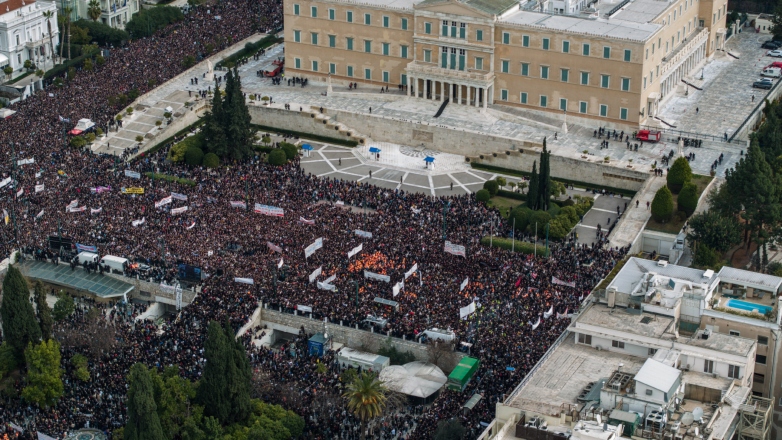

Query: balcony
[660,27,708,77]
[25,37,47,49]
[405,61,494,85]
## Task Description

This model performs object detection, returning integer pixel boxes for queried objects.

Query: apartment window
[310,33,318,45]
[704,359,714,373]
[521,63,529,76]
[400,45,408,58]
[311,6,317,17]
[382,43,389,56]
[560,68,569,82]
[364,68,371,80]
[424,49,431,63]
[328,8,335,20]
[578,333,591,344]
[730,330,740,336]
[425,22,431,34]
[383,16,389,28]
[648,348,658,356]
[346,11,353,22]
[758,335,769,345]
[643,77,647,89]
[293,4,299,15]
[579,101,588,114]
[582,43,590,56]
[501,89,508,101]
[501,60,509,73]
[621,77,630,91]
[442,20,448,36]
[328,35,336,48]
[401,18,408,30]
[540,95,547,107]
[383,71,389,83]
[580,72,589,85]
[329,63,336,74]
[611,340,625,349]
[520,92,528,104]
[475,57,483,70]
[540,66,549,79]
[754,373,765,384]
[293,30,301,43]
[459,22,466,39]
[294,58,301,69]
[502,32,510,44]
[542,38,550,50]
[311,60,318,71]
[522,35,530,47]
[624,49,631,62]
[559,98,567,111]
[364,40,372,53]
[645,48,649,59]
[601,75,610,88]
[346,38,354,50]
[347,65,353,77]
[728,365,740,379]
[645,389,653,396]
[476,29,483,41]
[364,13,371,25]
[620,108,628,120]
[600,104,608,117]
[603,46,611,59]
[756,354,767,365]
[562,41,570,53]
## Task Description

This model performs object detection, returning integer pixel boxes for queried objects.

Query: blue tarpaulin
[369,147,381,153]
[424,156,435,163]
[301,144,313,151]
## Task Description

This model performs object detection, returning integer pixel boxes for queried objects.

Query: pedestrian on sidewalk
[646,201,650,210]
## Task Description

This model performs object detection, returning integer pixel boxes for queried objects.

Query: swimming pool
[726,299,773,315]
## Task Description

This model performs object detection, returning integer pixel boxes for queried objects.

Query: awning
[424,156,435,163]
[0,54,8,65]
[369,147,381,153]
[464,393,483,410]
[301,144,313,151]
[68,129,84,135]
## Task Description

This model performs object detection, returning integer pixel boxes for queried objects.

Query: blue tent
[424,156,435,163]
[301,144,313,151]
[369,147,381,153]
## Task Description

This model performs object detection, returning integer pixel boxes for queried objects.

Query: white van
[762,67,781,78]
[76,252,99,265]
[100,255,129,273]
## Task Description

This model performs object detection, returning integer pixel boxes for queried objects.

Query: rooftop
[573,303,674,339]
[608,257,715,294]
[418,0,517,15]
[683,329,756,358]
[716,266,782,294]
[0,0,36,15]
[610,0,669,23]
[20,260,134,299]
[634,358,679,391]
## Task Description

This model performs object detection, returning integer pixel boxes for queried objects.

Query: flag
[58,115,70,123]
[3,209,7,225]
[186,221,196,229]
[230,201,246,209]
[515,276,522,288]
[132,217,145,227]
[34,184,44,193]
[277,258,283,268]
[16,188,23,198]
[90,207,102,214]
[551,276,576,288]
[35,209,43,219]
[299,216,315,225]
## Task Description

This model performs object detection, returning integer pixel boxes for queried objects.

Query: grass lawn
[488,197,524,218]
[646,174,713,234]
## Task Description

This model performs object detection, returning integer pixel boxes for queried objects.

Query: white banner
[35,209,44,219]
[170,206,188,215]
[364,271,390,283]
[297,305,313,313]
[444,241,466,257]
[0,177,11,188]
[404,263,418,280]
[347,243,363,259]
[175,284,182,311]
[392,281,404,297]
[531,316,541,330]
[171,192,188,201]
[132,217,146,227]
[67,206,86,213]
[159,283,177,295]
[230,201,246,209]
[155,196,173,208]
[124,169,141,179]
[460,277,469,292]
[277,258,284,269]
[308,266,322,283]
[543,305,554,319]
[459,301,476,320]
[67,199,78,209]
[234,277,254,285]
[34,184,44,193]
[91,207,103,214]
[317,281,336,291]
[299,216,315,225]
[551,276,576,288]
[186,221,196,230]
[267,242,282,253]
[16,188,23,198]
[254,203,284,217]
[324,274,337,284]
[354,229,373,238]
[17,158,34,166]
[304,237,323,258]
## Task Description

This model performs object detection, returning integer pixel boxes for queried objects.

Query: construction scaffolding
[737,396,772,440]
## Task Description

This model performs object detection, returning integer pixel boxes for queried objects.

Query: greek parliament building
[283,0,728,126]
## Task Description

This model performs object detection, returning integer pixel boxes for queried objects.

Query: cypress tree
[125,363,166,440]
[33,281,53,341]
[203,84,228,158]
[0,265,41,360]
[537,140,552,211]
[226,67,253,161]
[197,321,230,423]
[223,317,251,424]
[527,161,539,211]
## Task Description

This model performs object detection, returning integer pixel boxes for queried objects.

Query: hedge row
[251,124,359,147]
[138,119,206,159]
[44,46,100,80]
[480,236,548,257]
[143,172,196,186]
[472,163,637,197]
[496,189,527,201]
[217,35,282,68]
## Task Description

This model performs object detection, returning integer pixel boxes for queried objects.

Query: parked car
[753,80,773,89]
[766,62,782,70]
[762,40,782,49]
[762,67,782,77]
[768,50,782,57]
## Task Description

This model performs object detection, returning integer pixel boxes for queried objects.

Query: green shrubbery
[203,153,220,168]
[125,6,184,38]
[143,172,197,186]
[184,146,204,166]
[480,236,548,256]
[218,35,282,68]
[483,180,499,196]
[73,19,128,46]
[168,133,204,163]
[268,149,288,166]
[667,157,693,193]
[476,189,490,202]
[677,181,698,216]
[507,195,592,240]
[280,142,299,160]
[651,186,674,223]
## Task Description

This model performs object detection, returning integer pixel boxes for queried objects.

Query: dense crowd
[0,0,628,437]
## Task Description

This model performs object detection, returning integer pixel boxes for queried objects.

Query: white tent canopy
[379,361,447,399]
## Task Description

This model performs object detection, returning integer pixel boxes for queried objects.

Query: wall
[248,104,363,143]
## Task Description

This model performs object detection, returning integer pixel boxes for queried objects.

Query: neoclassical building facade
[283,0,727,126]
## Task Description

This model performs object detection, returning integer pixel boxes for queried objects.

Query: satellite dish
[681,413,694,426]
[693,407,704,422]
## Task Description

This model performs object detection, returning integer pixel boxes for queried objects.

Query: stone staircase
[306,107,372,146]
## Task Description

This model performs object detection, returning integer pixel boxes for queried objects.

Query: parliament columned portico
[405,62,494,110]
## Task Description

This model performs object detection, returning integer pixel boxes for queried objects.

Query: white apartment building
[0,0,59,74]
[59,0,139,29]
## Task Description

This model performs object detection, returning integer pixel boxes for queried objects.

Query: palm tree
[87,0,101,21]
[58,7,72,62]
[42,10,55,66]
[66,7,72,61]
[342,371,389,440]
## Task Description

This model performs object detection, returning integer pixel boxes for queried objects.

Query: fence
[729,75,782,142]
[638,124,744,145]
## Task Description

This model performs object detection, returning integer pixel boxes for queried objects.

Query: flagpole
[534,222,537,258]
[512,217,515,253]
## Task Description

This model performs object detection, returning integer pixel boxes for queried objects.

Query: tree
[342,371,389,440]
[482,180,499,196]
[666,157,692,193]
[536,140,552,210]
[3,66,12,78]
[203,153,220,168]
[185,146,204,166]
[651,186,674,223]
[268,149,287,166]
[224,68,254,161]
[87,0,102,21]
[201,84,228,157]
[772,0,782,40]
[196,321,230,423]
[0,265,41,360]
[21,340,64,408]
[677,181,698,216]
[510,206,531,232]
[42,10,55,65]
[52,292,75,321]
[33,281,53,341]
[434,419,466,440]
[223,317,251,424]
[495,177,506,189]
[125,363,166,440]
[527,161,539,211]
[426,339,456,371]
[280,142,299,160]
[83,58,93,71]
[152,366,197,440]
[70,353,90,382]
[475,189,490,202]
[693,244,722,270]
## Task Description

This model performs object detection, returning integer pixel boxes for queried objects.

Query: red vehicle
[264,59,285,77]
[636,129,662,142]
[767,61,782,70]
